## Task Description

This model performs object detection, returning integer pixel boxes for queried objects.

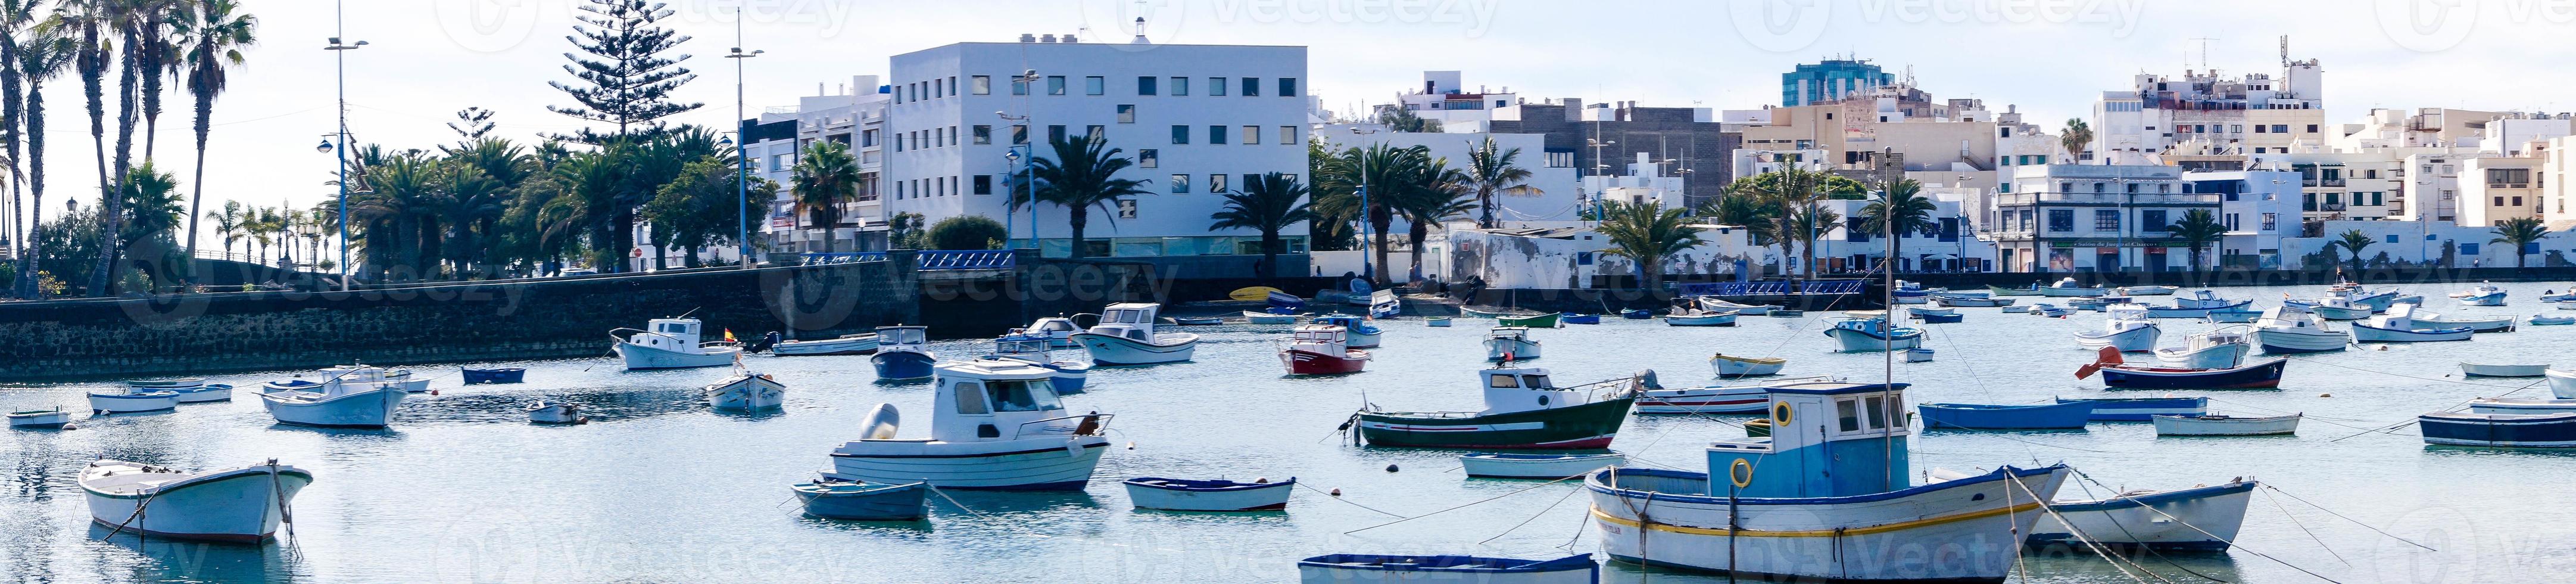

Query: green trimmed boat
[1496,312,1561,328]
[1352,367,1643,449]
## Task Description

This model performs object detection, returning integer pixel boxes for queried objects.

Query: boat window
[1837,399,1861,433]
[1864,396,1888,430]
[954,382,990,415]
[987,380,1062,412]
[1127,330,1149,341]
[1487,374,1519,389]
[1523,375,1553,389]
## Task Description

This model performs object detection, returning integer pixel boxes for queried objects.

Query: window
[2048,209,2074,232]
[1048,125,1066,144]
[1170,174,1190,194]
[1209,125,1227,145]
[1279,126,1299,144]
[2496,197,2506,207]
[2260,212,2276,231]
[953,382,990,414]
[1210,77,1228,96]
[1046,75,1066,95]
[2142,210,2168,232]
[1836,399,1861,433]
[1117,199,1139,219]
[1137,76,1157,95]
[1117,104,1136,124]
[1209,173,1228,193]
[1085,76,1105,95]
[2306,124,2319,133]
[1170,125,1190,144]
[1864,396,1888,430]
[972,175,992,195]
[972,125,991,145]
[1240,77,1260,97]
[2254,125,2267,133]
[1243,173,1261,191]
[2094,210,2120,231]
[1242,125,1261,145]
[2462,243,2481,256]
[2386,234,2401,244]
[1012,76,1030,95]
[1844,217,1869,242]
[1011,125,1028,145]
[1278,77,1298,97]
[2271,124,2289,133]
[1138,149,1158,169]
[1170,76,1189,95]
[1086,125,1105,141]
[946,126,958,147]
[985,380,1061,412]
[971,75,991,95]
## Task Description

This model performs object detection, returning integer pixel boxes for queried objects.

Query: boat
[1460,453,1626,479]
[1171,316,1224,326]
[1496,312,1561,328]
[1262,289,1306,313]
[1823,316,1924,352]
[2080,347,2289,389]
[2468,397,2576,414]
[2455,283,2508,306]
[9,408,72,428]
[1229,285,1287,302]
[2072,304,2161,352]
[1619,309,1654,319]
[2530,315,2575,326]
[2119,285,2179,296]
[1309,313,1382,347]
[1919,401,2095,430]
[1352,367,1642,449]
[1297,554,1598,584]
[2553,369,2576,399]
[1587,381,2070,581]
[1891,288,1932,305]
[2041,277,2109,297]
[1280,325,1370,375]
[989,336,1091,394]
[705,369,787,411]
[1460,307,1507,318]
[87,385,180,415]
[1424,316,1452,327]
[2411,307,2516,333]
[1695,297,1775,315]
[1559,313,1601,325]
[1009,316,1084,347]
[2173,290,2239,309]
[1989,283,2045,296]
[259,366,408,428]
[129,378,235,403]
[80,459,311,543]
[2546,290,2576,302]
[2151,414,2301,436]
[1483,327,1542,361]
[1931,293,2014,307]
[1708,353,1786,378]
[2354,304,2476,343]
[1741,417,1772,437]
[2001,305,2032,313]
[2463,362,2550,377]
[1903,347,1935,362]
[1075,303,1202,365]
[2207,306,2263,323]
[1906,307,1962,324]
[1122,477,1295,511]
[314,364,432,393]
[2250,307,2351,353]
[461,368,526,384]
[2031,304,2072,318]
[1242,310,1300,325]
[827,361,1112,490]
[771,333,880,356]
[1767,309,1805,318]
[869,325,937,380]
[790,478,929,520]
[611,317,743,370]
[1638,376,1840,415]
[2296,294,2375,320]
[1663,309,1738,327]
[526,401,587,424]
[2419,411,2576,448]
[2153,327,2251,369]
[2028,480,2257,551]
[2053,396,2209,421]
[2144,299,2250,319]
[2070,295,2134,311]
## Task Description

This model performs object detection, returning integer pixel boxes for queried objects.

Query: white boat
[1694,297,1773,315]
[705,370,787,411]
[2070,295,2132,311]
[2072,304,2162,353]
[526,401,588,424]
[990,336,1093,393]
[827,361,1112,490]
[86,387,180,415]
[8,407,72,428]
[1663,307,1738,327]
[2041,277,2109,297]
[612,317,743,370]
[1823,316,1925,352]
[2151,414,2301,436]
[1589,381,2069,581]
[1460,453,1625,479]
[2454,283,2508,306]
[2173,290,2238,309]
[2304,295,2374,320]
[771,333,878,356]
[2153,327,2252,369]
[81,459,311,542]
[1903,347,1935,362]
[127,378,235,403]
[1484,326,1542,361]
[2463,362,2550,377]
[1241,310,1299,325]
[258,366,407,428]
[2250,307,2351,353]
[2028,480,2257,551]
[2412,307,2516,333]
[2031,304,2072,318]
[1121,477,1294,511]
[1011,315,1084,347]
[1074,303,1201,365]
[2354,303,2475,343]
[2553,369,2576,399]
[1708,353,1785,378]
[1931,293,2014,307]
[317,364,431,393]
[2119,285,2179,296]
[1298,554,1599,584]
[2468,397,2576,414]
[1637,375,1841,414]
[2001,305,2033,313]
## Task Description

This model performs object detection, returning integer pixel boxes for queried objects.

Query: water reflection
[86,524,298,583]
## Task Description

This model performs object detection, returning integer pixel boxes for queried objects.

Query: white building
[1584,153,1688,212]
[1383,70,1520,131]
[1808,187,1997,274]
[1312,123,1580,225]
[2182,170,2301,269]
[885,35,1309,257]
[1432,222,1762,289]
[744,75,893,254]
[2281,219,2576,269]
[1989,164,2218,272]
[2091,58,2326,164]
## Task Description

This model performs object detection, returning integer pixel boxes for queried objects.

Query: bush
[928,215,1008,250]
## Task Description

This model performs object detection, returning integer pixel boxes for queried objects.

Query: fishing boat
[704,368,785,411]
[2072,304,2161,352]
[827,361,1112,490]
[1424,316,1452,327]
[771,333,880,356]
[2468,397,2576,414]
[1560,313,1602,325]
[2119,285,2179,296]
[2546,290,2576,302]
[2053,396,2209,421]
[86,384,180,415]
[1171,316,1224,326]
[1483,327,1542,361]
[1708,353,1786,378]
[2553,369,2576,399]
[1122,477,1295,511]
[1587,381,2070,582]
[129,378,235,403]
[990,336,1090,394]
[2173,290,2239,309]
[461,368,526,384]
[1010,315,1085,347]
[80,459,311,543]
[2028,480,2257,551]
[2418,412,2576,448]
[9,408,72,428]
[1368,290,1402,319]
[2207,306,2263,323]
[1906,307,1963,324]
[2151,414,2301,436]
[1918,401,2095,430]
[260,366,407,428]
[2412,307,2516,333]
[1663,308,1738,327]
[611,317,743,370]
[1823,315,1924,352]
[1297,554,1598,584]
[1497,312,1561,328]
[2462,362,2550,377]
[1638,376,1841,415]
[2144,299,2250,319]
[1931,293,2014,307]
[1460,307,1507,318]
[2354,304,2475,343]
[1891,285,1932,305]
[2153,327,2252,369]
[1459,453,1626,479]
[1242,311,1300,325]
[2294,294,2375,320]
[1619,309,1654,319]
[2530,315,2575,326]
[1310,314,1382,347]
[1695,298,1776,315]
[2250,307,2351,353]
[1074,303,1202,366]
[1351,368,1642,449]
[1280,325,1371,375]
[1989,283,2045,296]
[2070,295,2134,311]
[1903,347,1936,362]
[2453,283,2508,306]
[526,400,587,424]
[2081,348,2289,389]
[869,325,937,380]
[2041,277,2109,297]
[790,478,929,520]
[2031,304,2073,318]
[315,364,432,393]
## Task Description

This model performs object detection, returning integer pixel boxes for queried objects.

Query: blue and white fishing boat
[2031,303,2073,318]
[2453,283,2508,306]
[2053,396,2209,421]
[770,332,880,356]
[2531,315,2576,326]
[461,368,526,384]
[2145,299,2250,319]
[1367,290,1401,319]
[1298,554,1598,584]
[2468,397,2576,414]
[1123,477,1294,511]
[1309,314,1382,347]
[1009,316,1084,348]
[1822,316,1924,352]
[2041,277,2109,297]
[704,368,786,411]
[1242,310,1299,325]
[827,362,1112,490]
[2118,285,2179,296]
[1619,309,1654,319]
[1074,303,1201,365]
[2354,304,2475,343]
[2419,411,2576,448]
[991,336,1090,393]
[790,478,928,520]
[869,325,937,380]
[1663,308,1738,327]
[1931,293,2013,307]
[2153,327,2252,369]
[2250,307,2350,353]
[1460,453,1626,479]
[2300,294,2375,320]
[1906,306,1962,324]
[2073,304,2161,352]
[2207,305,2263,323]
[1695,297,1774,315]
[2028,480,2257,552]
[1483,327,1543,361]
[1919,401,2095,430]
[127,378,233,403]
[2081,348,2290,389]
[258,366,407,428]
[611,317,743,370]
[80,459,310,543]
[2173,290,2238,309]
[1424,316,1453,327]
[1559,313,1601,325]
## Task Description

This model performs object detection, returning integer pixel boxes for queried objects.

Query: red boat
[1280,325,1370,375]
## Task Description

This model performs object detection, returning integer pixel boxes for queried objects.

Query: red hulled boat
[1280,325,1370,375]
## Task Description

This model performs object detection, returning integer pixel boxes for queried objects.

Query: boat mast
[1882,185,1898,476]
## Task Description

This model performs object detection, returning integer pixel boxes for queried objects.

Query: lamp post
[999,111,1032,250]
[1348,126,1379,283]
[726,13,763,270]
[322,18,364,289]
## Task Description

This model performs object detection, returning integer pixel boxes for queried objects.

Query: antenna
[2279,35,2289,68]
[2188,37,2220,70]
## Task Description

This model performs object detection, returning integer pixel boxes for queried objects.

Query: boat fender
[1330,488,1342,496]
[859,403,900,440]
[1125,442,1136,450]
[1384,464,1399,473]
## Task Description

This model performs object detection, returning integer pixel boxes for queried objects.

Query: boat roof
[877,325,926,331]
[934,359,1056,380]
[1764,381,1908,396]
[1105,302,1161,310]
[1482,366,1551,376]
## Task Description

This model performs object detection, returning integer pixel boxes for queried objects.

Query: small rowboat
[1708,353,1786,378]
[2462,362,2551,377]
[526,401,588,424]
[2081,350,2289,390]
[1459,453,1624,479]
[1907,307,1963,324]
[2468,398,2576,414]
[1664,310,1738,327]
[8,408,71,429]
[1424,316,1452,327]
[1122,477,1293,511]
[1558,313,1601,325]
[88,388,180,415]
[2031,304,2072,318]
[1171,316,1225,326]
[771,333,880,356]
[2530,315,2575,326]
[462,368,526,384]
[2119,285,2179,296]
[2028,480,2256,552]
[1618,309,1654,319]
[2054,396,2208,421]
[791,479,929,520]
[127,379,235,403]
[1931,294,2014,307]
[705,373,785,411]
[1917,401,2095,430]
[1459,307,1507,318]
[1242,311,1299,325]
[1298,554,1598,584]
[2419,412,2576,448]
[2152,414,2300,436]
[1497,312,1561,328]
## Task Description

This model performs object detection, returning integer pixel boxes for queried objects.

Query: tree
[2489,217,2547,269]
[1727,167,1847,281]
[132,0,179,160]
[1314,143,1433,282]
[447,106,495,139]
[1393,158,1471,282]
[788,141,857,254]
[2167,209,2226,279]
[47,0,121,294]
[547,0,698,143]
[2061,118,2091,164]
[2333,229,2375,275]
[9,26,71,297]
[1462,136,1532,228]
[928,215,1007,250]
[204,198,237,257]
[1021,135,1150,259]
[174,0,254,275]
[1375,105,1440,132]
[1700,194,1779,246]
[0,0,35,287]
[116,161,183,289]
[1593,200,1704,290]
[887,212,925,250]
[1302,138,1353,251]
[1858,179,1936,272]
[1209,172,1314,278]
[645,154,774,267]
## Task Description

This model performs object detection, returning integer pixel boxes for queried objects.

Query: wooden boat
[1823,316,1924,352]
[2041,277,2109,297]
[1171,316,1224,326]
[1075,303,1201,365]
[2153,327,2251,369]
[2553,369,2576,399]
[2073,304,2160,352]
[1424,316,1452,327]
[869,325,937,380]
[1242,310,1300,325]
[611,317,743,370]
[2419,412,2576,448]
[829,362,1112,490]
[2462,362,2550,377]
[2251,307,2350,353]
[1708,353,1786,378]
[461,368,526,384]
[771,333,880,356]
[2028,480,2256,551]
[2468,397,2576,414]
[1483,327,1542,361]
[1639,376,1839,415]
[2354,304,2475,342]
[129,378,235,403]
[1352,368,1642,449]
[1309,314,1381,347]
[1931,293,2014,307]
[1619,309,1654,319]
[1298,554,1598,584]
[791,479,928,520]
[1906,307,1962,324]
[1663,309,1738,327]
[704,371,786,411]
[2529,315,2575,326]
[1461,453,1626,479]
[1989,284,2045,296]
[2054,396,2209,421]
[1497,312,1561,328]
[258,367,406,428]
[2119,285,2179,296]
[1694,298,1774,315]
[1122,477,1294,511]
[88,386,180,415]
[2152,414,2300,436]
[1918,401,2095,430]
[526,401,588,424]
[1559,313,1601,325]
[2079,348,2288,389]
[8,407,72,429]
[80,459,311,543]
[1280,325,1370,375]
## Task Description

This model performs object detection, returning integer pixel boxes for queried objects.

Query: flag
[723,329,737,342]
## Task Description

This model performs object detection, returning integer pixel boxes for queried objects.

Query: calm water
[7,282,2576,583]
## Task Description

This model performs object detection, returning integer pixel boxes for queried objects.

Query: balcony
[2302,178,2345,187]
[1997,191,2222,207]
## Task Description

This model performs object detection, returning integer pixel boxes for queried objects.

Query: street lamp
[999,111,1033,251]
[324,1,365,290]
[1348,126,1380,283]
[726,13,762,270]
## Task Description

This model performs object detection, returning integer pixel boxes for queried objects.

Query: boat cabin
[1486,326,1532,340]
[875,325,929,349]
[925,360,1086,442]
[1475,368,1603,415]
[1087,303,1165,342]
[1707,381,1912,498]
[2256,307,2330,330]
[1288,325,1349,352]
[993,333,1052,356]
[1022,317,1081,337]
[1312,314,1374,333]
[630,318,712,351]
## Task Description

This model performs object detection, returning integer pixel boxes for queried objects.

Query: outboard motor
[1632,369,1662,392]
[749,331,782,353]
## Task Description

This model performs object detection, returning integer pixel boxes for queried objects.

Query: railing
[916,249,1016,271]
[800,251,887,265]
[2302,178,2345,187]
[1680,280,1866,296]
[1997,192,2221,206]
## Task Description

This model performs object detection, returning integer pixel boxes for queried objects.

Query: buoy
[1125,442,1136,449]
[1329,488,1343,496]
[2319,393,2333,397]
[431,389,441,396]
[1385,464,1400,473]
[1253,477,1270,483]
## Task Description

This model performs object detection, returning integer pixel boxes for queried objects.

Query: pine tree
[545,0,697,144]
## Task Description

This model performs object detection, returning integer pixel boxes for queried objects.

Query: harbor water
[7,282,2576,583]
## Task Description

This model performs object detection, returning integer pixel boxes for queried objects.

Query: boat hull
[871,350,937,380]
[792,482,928,520]
[2460,292,2507,306]
[9,411,72,428]
[2419,412,2576,448]
[1638,386,1769,414]
[1589,465,2068,582]
[1122,478,1295,511]
[1298,555,1598,584]
[2352,323,2474,343]
[88,392,180,414]
[2100,359,2288,390]
[2073,325,2161,353]
[1824,327,1924,353]
[2153,343,2247,369]
[82,464,312,543]
[2309,305,2372,320]
[1461,453,1626,479]
[2029,482,2254,551]
[828,437,1109,490]
[1664,313,1738,327]
[1709,355,1786,378]
[1356,397,1635,449]
[1932,296,2013,307]
[2151,415,2300,436]
[2252,328,2349,353]
[1281,348,1369,375]
[461,368,526,384]
[1484,338,1542,361]
[2144,300,2250,318]
[2549,369,2576,399]
[2462,363,2550,377]
[2054,397,2209,421]
[260,387,406,428]
[1498,313,1561,328]
[615,342,740,370]
[774,336,880,356]
[1919,402,2095,430]
[706,375,786,411]
[1074,333,1199,365]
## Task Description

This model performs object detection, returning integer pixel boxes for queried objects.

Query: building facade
[1781,58,1891,107]
[744,75,892,255]
[1487,100,1741,208]
[1990,165,2217,272]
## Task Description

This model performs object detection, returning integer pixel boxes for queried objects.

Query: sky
[13,0,2576,252]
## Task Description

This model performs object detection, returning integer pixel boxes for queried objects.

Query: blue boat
[2028,480,2257,551]
[1918,401,2095,430]
[1310,314,1383,348]
[2144,300,2251,319]
[1823,317,1925,352]
[2052,396,2208,421]
[2086,356,2288,390]
[2206,306,2263,323]
[1298,554,1598,583]
[1619,309,1654,319]
[2420,412,2576,448]
[988,336,1089,394]
[461,368,525,384]
[1267,290,1305,312]
[1559,313,1601,325]
[869,325,936,381]
[1906,307,1962,324]
[790,479,929,520]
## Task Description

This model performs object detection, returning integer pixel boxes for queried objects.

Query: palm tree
[1857,179,1936,272]
[45,0,120,293]
[789,141,857,254]
[1729,167,1830,280]
[173,0,253,270]
[1207,172,1312,278]
[0,0,38,275]
[1393,160,1471,281]
[2333,229,2375,275]
[1462,136,1532,228]
[2487,217,2547,269]
[8,26,69,297]
[1021,135,1151,259]
[1593,200,1704,290]
[1315,144,1431,282]
[2167,209,2226,280]
[2061,118,2091,164]
[128,0,178,159]
[204,198,236,258]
